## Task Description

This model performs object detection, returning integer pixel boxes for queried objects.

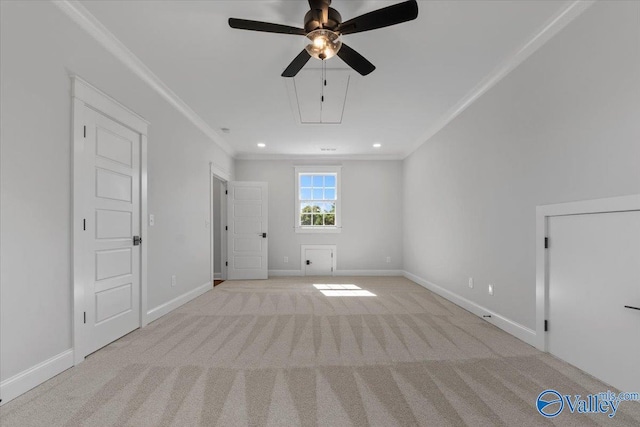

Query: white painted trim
[335,270,403,277]
[236,153,404,161]
[0,350,73,406]
[221,182,228,280]
[404,0,596,158]
[301,245,337,276]
[72,96,87,365]
[71,76,148,133]
[269,270,304,277]
[72,76,148,362]
[54,0,234,157]
[535,194,640,350]
[214,272,223,280]
[210,163,215,284]
[211,163,231,183]
[403,271,537,347]
[140,134,149,327]
[294,166,342,232]
[267,270,403,277]
[146,282,213,325]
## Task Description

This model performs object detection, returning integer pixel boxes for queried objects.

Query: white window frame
[294,165,342,233]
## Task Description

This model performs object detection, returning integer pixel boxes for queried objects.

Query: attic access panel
[289,69,351,124]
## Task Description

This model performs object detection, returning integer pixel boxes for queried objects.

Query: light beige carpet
[1,276,639,426]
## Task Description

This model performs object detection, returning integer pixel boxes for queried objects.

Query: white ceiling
[79,0,572,159]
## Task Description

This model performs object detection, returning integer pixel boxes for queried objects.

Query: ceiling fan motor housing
[304,7,342,32]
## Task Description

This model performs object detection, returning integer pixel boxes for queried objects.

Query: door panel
[84,107,141,355]
[96,210,132,239]
[227,182,268,280]
[304,248,334,276]
[548,210,640,391]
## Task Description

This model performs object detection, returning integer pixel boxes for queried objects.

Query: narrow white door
[304,248,334,276]
[227,182,268,280]
[83,107,141,355]
[547,211,640,391]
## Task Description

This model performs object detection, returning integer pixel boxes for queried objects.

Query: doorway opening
[210,163,229,285]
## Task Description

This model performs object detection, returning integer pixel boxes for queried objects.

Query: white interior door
[227,182,268,280]
[547,210,640,391]
[83,107,141,355]
[304,248,334,276]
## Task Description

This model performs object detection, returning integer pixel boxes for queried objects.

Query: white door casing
[547,211,640,391]
[227,182,268,280]
[301,245,336,276]
[73,76,148,364]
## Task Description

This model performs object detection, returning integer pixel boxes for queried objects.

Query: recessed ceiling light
[373,143,382,148]
[257,143,266,148]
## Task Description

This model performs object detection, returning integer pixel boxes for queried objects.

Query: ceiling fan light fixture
[305,29,341,60]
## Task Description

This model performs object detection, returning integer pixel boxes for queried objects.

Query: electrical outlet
[149,214,155,226]
[468,277,474,289]
[284,256,288,263]
[171,275,176,287]
[488,284,494,295]
[386,256,391,263]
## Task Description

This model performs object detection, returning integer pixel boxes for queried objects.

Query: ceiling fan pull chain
[321,60,326,104]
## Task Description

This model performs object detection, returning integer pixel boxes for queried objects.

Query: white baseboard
[268,269,404,277]
[336,270,403,276]
[403,271,537,347]
[213,272,223,280]
[146,281,212,324]
[0,349,73,406]
[269,270,303,277]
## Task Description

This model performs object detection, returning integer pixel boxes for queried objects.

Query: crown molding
[404,0,596,158]
[234,152,404,161]
[52,0,235,157]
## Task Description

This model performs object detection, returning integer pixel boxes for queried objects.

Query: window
[295,166,341,233]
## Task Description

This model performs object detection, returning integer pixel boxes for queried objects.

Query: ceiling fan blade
[282,50,312,77]
[336,43,375,76]
[337,0,418,35]
[228,18,306,35]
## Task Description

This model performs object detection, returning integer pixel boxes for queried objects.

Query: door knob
[260,233,267,238]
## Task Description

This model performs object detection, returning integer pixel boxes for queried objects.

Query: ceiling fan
[229,0,419,77]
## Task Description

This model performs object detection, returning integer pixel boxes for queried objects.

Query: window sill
[295,227,342,234]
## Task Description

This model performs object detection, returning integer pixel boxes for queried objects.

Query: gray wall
[235,160,403,273]
[0,1,233,382]
[402,0,640,330]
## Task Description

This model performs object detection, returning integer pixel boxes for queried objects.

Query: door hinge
[544,237,549,249]
[83,219,86,231]
[331,252,333,258]
[83,312,86,324]
[331,267,334,272]
[544,320,548,332]
[83,125,86,138]
[225,226,228,231]
[225,261,228,267]
[225,190,228,195]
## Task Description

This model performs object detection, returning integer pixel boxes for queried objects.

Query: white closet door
[548,210,640,391]
[227,182,268,280]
